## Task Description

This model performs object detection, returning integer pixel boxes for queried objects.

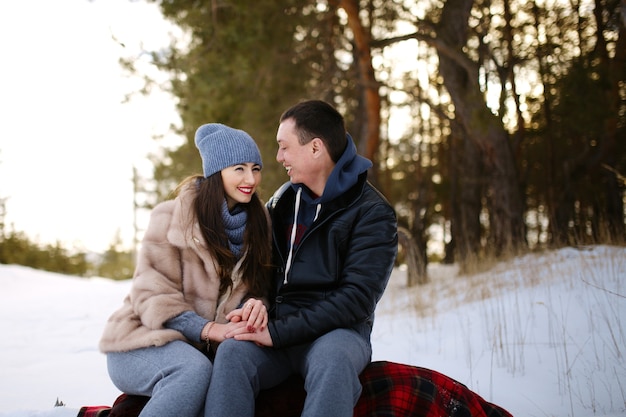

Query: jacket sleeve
[128,201,194,330]
[268,197,398,348]
[165,311,209,342]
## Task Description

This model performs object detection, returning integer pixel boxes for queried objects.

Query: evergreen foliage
[0,205,133,280]
[0,228,92,277]
[129,0,624,277]
[136,0,352,202]
[95,231,136,280]
[4,0,624,281]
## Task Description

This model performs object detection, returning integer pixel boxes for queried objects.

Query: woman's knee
[108,342,213,395]
[168,346,213,386]
[178,355,212,381]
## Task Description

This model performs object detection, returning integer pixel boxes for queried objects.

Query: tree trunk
[595,0,626,242]
[333,0,382,168]
[457,127,485,265]
[436,0,525,255]
[397,227,428,286]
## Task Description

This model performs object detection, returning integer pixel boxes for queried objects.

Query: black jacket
[266,172,398,348]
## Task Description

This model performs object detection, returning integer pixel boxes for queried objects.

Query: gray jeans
[205,328,372,417]
[107,340,212,417]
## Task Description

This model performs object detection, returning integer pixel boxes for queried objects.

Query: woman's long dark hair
[176,174,272,298]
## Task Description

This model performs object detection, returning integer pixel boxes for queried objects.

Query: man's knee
[213,339,267,374]
[309,329,370,365]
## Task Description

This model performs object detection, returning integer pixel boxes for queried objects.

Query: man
[205,99,398,417]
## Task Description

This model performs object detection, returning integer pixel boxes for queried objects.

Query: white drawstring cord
[283,187,302,284]
[314,203,321,222]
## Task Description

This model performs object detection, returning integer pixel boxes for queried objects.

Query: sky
[0,0,179,253]
[0,245,624,416]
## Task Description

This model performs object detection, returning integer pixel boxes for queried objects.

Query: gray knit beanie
[194,123,263,178]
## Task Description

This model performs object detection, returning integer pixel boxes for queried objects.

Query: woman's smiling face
[221,163,262,210]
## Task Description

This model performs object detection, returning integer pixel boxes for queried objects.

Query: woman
[99,123,272,417]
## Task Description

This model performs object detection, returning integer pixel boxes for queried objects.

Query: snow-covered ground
[0,245,624,417]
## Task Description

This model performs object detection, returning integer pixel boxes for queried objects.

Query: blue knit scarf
[221,199,246,258]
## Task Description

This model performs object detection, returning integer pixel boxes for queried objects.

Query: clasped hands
[202,298,273,347]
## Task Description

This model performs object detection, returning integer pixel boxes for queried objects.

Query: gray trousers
[205,328,372,417]
[107,340,212,417]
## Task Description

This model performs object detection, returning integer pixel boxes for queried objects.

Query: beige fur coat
[99,184,259,353]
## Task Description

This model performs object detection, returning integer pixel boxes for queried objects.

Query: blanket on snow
[78,361,513,417]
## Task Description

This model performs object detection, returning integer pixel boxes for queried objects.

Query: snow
[0,245,624,417]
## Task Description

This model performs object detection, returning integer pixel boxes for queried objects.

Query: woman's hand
[204,321,257,343]
[226,325,274,347]
[226,298,268,332]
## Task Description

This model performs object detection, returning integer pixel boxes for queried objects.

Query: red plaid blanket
[354,361,513,417]
[78,361,513,417]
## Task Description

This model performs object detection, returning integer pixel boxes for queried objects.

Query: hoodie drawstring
[284,187,302,284]
[314,203,321,222]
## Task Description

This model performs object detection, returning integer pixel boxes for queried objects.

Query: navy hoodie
[288,133,372,247]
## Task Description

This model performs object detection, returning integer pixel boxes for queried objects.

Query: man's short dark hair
[280,100,347,163]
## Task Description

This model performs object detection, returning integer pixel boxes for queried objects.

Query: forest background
[1,0,624,282]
